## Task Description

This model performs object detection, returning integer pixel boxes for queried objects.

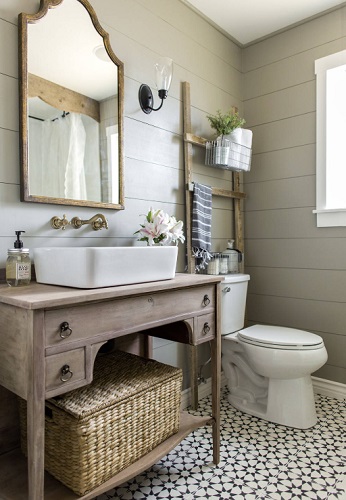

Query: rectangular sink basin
[34,246,178,288]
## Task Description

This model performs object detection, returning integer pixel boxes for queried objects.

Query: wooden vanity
[0,273,222,499]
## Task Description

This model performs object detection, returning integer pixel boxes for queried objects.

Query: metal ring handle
[59,321,72,339]
[60,364,73,382]
[202,294,211,306]
[203,322,211,335]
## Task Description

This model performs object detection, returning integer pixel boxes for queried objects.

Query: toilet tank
[221,274,250,335]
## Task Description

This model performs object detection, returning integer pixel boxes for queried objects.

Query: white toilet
[221,274,328,429]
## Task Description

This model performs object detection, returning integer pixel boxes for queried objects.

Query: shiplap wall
[243,6,346,384]
[0,0,241,401]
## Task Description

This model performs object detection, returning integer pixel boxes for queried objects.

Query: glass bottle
[219,254,229,274]
[6,231,31,286]
[6,249,31,286]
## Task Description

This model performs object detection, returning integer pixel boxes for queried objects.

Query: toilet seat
[238,325,324,350]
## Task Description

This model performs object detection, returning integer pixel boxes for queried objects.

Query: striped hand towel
[192,182,212,271]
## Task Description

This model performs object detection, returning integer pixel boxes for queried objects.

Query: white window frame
[314,49,346,227]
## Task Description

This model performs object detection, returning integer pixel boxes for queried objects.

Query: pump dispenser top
[6,230,31,286]
[14,230,26,249]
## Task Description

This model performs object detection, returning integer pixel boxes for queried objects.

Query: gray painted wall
[243,6,346,385]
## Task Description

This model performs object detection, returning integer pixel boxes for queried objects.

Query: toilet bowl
[221,274,328,429]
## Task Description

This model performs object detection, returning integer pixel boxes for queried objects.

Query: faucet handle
[92,216,108,230]
[51,214,69,230]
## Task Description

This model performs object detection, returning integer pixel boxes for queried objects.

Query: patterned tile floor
[96,389,346,500]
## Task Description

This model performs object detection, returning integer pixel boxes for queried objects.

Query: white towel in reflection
[64,113,87,200]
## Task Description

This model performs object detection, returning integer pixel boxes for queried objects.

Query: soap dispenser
[222,239,242,273]
[6,231,31,286]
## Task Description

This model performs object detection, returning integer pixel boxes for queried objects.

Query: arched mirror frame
[18,0,125,209]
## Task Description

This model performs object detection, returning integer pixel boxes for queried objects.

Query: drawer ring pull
[59,322,72,339]
[203,322,211,335]
[60,364,73,382]
[202,295,210,306]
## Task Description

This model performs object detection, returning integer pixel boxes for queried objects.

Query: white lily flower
[135,208,185,246]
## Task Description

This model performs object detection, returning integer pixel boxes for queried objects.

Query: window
[314,50,346,227]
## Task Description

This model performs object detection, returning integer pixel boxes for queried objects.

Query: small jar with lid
[219,254,229,274]
[223,240,241,273]
[207,253,220,275]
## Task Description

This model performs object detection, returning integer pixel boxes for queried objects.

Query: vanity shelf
[0,274,222,500]
[0,413,212,499]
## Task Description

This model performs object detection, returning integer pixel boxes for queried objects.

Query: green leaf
[206,109,246,136]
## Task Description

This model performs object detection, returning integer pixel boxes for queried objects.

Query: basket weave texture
[19,351,183,496]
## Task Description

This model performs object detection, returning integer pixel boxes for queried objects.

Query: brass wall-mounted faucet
[51,213,108,231]
[70,213,108,231]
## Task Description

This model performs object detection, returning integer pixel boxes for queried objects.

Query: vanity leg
[211,285,221,464]
[190,345,199,410]
[27,312,46,500]
[211,336,221,464]
[143,335,153,359]
[27,395,45,499]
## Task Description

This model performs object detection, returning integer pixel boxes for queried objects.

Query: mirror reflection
[20,0,124,209]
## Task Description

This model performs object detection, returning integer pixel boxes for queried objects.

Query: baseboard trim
[312,376,346,400]
[181,374,345,409]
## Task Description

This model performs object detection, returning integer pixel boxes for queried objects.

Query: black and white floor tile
[96,389,346,499]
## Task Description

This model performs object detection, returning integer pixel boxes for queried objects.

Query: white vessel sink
[34,246,178,288]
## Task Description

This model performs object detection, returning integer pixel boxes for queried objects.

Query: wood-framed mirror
[18,0,125,209]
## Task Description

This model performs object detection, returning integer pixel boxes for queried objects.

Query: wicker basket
[19,351,183,496]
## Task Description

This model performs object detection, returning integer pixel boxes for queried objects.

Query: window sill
[313,208,346,227]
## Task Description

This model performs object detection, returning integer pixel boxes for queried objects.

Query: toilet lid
[238,325,324,350]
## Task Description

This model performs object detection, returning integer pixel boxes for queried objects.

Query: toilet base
[228,375,317,429]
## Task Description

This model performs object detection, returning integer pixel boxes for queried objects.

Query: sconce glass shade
[139,57,173,114]
[155,57,173,95]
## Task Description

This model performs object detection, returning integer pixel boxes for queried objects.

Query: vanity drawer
[194,313,215,344]
[44,285,215,347]
[45,348,86,394]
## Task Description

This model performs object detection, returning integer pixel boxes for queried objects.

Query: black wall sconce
[138,57,173,114]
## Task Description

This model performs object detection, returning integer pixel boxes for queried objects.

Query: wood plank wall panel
[243,6,346,384]
[134,0,242,70]
[243,8,346,72]
[246,145,315,183]
[0,74,18,132]
[0,129,20,184]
